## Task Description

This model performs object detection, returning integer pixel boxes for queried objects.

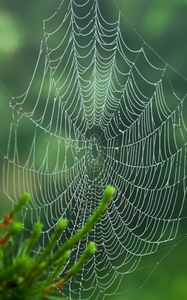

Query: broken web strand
[3,0,187,299]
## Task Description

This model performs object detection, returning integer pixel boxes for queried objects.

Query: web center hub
[90,135,100,160]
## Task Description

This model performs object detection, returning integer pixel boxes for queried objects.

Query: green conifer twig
[0,185,116,300]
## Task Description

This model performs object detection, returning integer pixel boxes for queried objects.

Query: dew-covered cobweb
[3,0,187,299]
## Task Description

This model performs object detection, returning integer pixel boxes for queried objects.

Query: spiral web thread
[3,0,187,299]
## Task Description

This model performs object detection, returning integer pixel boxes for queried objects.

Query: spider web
[3,0,187,299]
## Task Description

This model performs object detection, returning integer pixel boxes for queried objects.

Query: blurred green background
[0,0,187,299]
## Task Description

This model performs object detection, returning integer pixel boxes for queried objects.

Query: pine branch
[0,186,115,300]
